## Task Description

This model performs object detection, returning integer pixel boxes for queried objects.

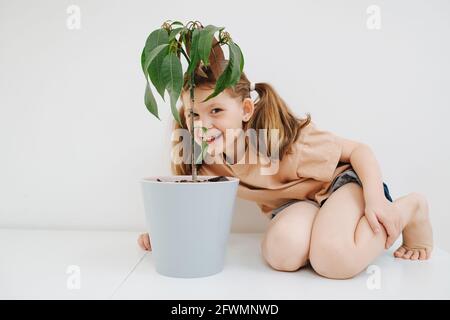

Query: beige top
[198,121,352,218]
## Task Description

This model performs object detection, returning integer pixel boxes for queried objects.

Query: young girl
[138,63,433,280]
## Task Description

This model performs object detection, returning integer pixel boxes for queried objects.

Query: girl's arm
[348,144,386,204]
[337,137,401,248]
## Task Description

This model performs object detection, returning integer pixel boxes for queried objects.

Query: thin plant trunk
[189,71,197,182]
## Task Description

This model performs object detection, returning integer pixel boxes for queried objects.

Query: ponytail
[246,82,311,160]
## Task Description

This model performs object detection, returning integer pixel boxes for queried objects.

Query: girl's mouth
[204,133,222,144]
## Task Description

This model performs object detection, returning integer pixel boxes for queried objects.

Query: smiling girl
[138,62,433,279]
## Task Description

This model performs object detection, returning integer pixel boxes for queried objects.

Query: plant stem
[190,70,197,182]
[180,47,190,64]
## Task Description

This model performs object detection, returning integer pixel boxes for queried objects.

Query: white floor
[1,229,449,299]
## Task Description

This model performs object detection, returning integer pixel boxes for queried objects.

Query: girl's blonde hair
[171,61,311,175]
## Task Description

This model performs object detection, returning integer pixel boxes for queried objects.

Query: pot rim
[141,175,239,185]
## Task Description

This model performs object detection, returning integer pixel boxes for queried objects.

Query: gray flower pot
[141,175,239,278]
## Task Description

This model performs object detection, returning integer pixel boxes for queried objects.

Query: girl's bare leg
[308,182,433,279]
[261,201,319,271]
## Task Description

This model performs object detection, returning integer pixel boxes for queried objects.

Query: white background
[1,0,449,250]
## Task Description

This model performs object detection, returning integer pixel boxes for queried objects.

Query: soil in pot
[156,176,230,183]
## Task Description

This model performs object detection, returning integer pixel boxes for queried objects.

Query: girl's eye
[211,108,222,114]
[188,113,199,118]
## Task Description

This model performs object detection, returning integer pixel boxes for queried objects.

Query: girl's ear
[242,98,255,122]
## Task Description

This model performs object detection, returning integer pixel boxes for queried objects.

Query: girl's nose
[194,121,214,139]
[194,119,213,130]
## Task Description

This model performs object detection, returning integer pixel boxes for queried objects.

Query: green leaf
[144,81,160,120]
[186,28,201,76]
[209,36,225,80]
[170,21,184,27]
[168,27,184,42]
[227,41,242,86]
[198,25,222,66]
[142,44,169,81]
[142,29,169,65]
[196,141,209,164]
[201,41,242,102]
[143,28,170,101]
[234,42,244,72]
[141,48,146,75]
[161,53,183,126]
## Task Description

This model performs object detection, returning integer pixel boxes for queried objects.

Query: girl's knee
[261,202,317,272]
[309,237,362,279]
[261,227,309,272]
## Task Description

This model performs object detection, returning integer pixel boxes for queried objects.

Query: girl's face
[181,87,254,158]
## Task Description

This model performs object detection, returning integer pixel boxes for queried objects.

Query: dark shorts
[270,169,393,219]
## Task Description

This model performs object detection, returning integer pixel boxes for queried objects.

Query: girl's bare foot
[137,233,152,251]
[393,193,433,260]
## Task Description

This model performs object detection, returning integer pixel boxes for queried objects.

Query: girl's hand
[364,196,402,249]
[137,233,152,251]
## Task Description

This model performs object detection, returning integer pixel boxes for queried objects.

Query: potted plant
[140,20,244,278]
